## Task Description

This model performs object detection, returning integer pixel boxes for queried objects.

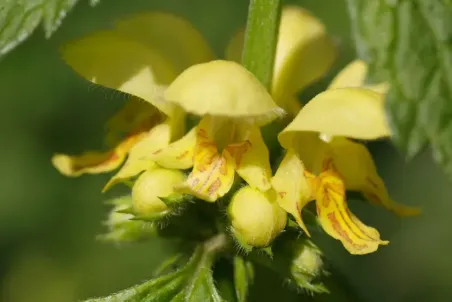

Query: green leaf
[84,235,229,302]
[346,0,452,170]
[0,0,94,58]
[233,256,254,302]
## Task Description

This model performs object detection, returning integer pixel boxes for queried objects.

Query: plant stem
[204,233,230,255]
[241,0,282,90]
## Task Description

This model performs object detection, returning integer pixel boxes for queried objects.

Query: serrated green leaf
[0,0,92,57]
[233,257,254,302]
[83,235,228,302]
[346,0,452,171]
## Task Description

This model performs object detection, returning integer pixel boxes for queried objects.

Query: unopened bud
[290,239,327,293]
[100,195,157,242]
[132,168,185,216]
[228,186,287,248]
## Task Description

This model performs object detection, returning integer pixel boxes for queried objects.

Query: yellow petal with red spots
[102,122,172,191]
[231,125,272,191]
[271,149,313,235]
[176,124,235,202]
[52,133,145,177]
[150,126,197,170]
[314,168,389,255]
[329,137,421,216]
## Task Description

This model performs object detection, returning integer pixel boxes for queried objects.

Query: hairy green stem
[241,0,282,89]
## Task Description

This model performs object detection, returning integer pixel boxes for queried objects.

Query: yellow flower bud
[291,240,323,279]
[228,186,287,248]
[132,168,185,215]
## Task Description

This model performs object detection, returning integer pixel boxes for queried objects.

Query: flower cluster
[53,7,419,255]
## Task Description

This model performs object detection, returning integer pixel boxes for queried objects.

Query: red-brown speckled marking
[322,158,334,171]
[278,191,287,198]
[188,177,200,187]
[365,192,381,204]
[321,185,332,207]
[327,212,356,245]
[176,150,189,160]
[226,141,250,167]
[218,156,228,176]
[207,178,221,196]
[366,177,380,189]
[198,128,209,139]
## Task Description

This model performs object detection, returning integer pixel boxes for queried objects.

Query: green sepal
[131,210,172,222]
[115,206,136,215]
[230,228,253,254]
[233,256,254,302]
[158,193,195,207]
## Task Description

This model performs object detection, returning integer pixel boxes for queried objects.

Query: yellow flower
[272,60,420,255]
[144,5,337,202]
[226,6,336,115]
[51,12,215,190]
[148,60,283,202]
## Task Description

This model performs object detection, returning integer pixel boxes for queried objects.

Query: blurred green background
[0,0,450,301]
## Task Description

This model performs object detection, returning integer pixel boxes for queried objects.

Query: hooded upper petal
[115,12,215,74]
[62,31,176,115]
[279,88,390,148]
[226,6,336,112]
[62,12,215,117]
[328,60,389,94]
[165,60,284,125]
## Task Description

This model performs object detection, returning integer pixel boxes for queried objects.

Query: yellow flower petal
[279,88,390,146]
[328,60,389,94]
[104,97,161,146]
[115,12,215,74]
[289,132,328,173]
[315,168,389,255]
[62,31,177,116]
[225,7,335,114]
[102,122,172,191]
[367,83,390,94]
[52,132,145,177]
[150,126,197,170]
[327,60,368,90]
[165,60,284,125]
[329,138,421,216]
[271,149,313,235]
[272,6,336,106]
[177,126,235,202]
[230,125,272,191]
